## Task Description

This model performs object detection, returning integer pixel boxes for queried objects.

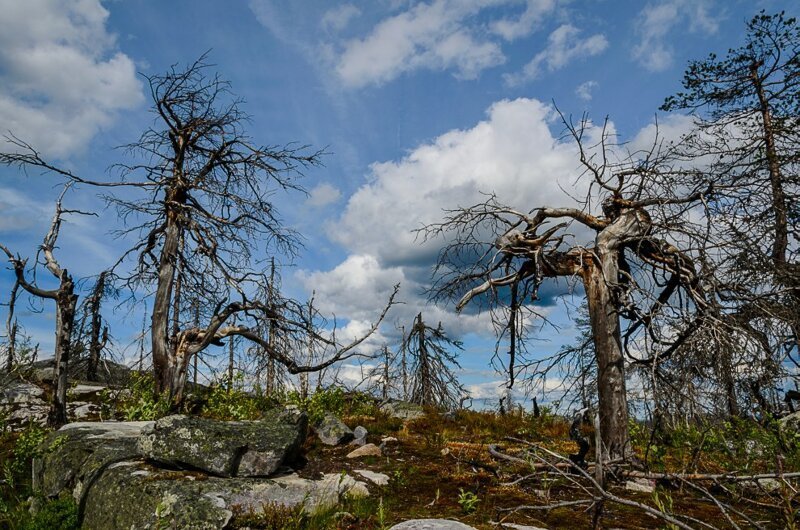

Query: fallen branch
[624,470,800,482]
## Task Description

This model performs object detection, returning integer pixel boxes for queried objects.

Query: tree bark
[583,258,630,460]
[51,277,78,426]
[581,208,649,460]
[152,216,180,399]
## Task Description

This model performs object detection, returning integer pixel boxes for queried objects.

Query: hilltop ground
[0,368,796,529]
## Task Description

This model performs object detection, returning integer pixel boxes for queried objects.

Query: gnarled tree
[1,56,396,406]
[423,116,714,460]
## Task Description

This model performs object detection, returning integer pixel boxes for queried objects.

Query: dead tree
[403,312,466,410]
[3,280,19,371]
[84,271,109,382]
[423,116,714,460]
[0,187,83,426]
[1,56,397,406]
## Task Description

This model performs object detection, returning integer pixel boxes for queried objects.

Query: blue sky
[0,0,794,403]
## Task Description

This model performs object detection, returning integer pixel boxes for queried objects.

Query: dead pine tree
[0,56,397,407]
[403,312,466,410]
[3,280,19,372]
[84,271,109,382]
[0,186,87,426]
[422,113,716,460]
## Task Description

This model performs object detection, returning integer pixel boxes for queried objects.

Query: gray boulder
[1,380,45,404]
[390,520,477,530]
[381,400,425,421]
[81,462,369,529]
[313,413,354,445]
[137,410,307,477]
[33,421,153,502]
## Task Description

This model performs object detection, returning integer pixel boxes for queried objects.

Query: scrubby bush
[116,372,171,421]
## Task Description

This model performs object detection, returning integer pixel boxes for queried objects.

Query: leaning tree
[1,56,396,405]
[423,116,716,460]
[0,186,83,426]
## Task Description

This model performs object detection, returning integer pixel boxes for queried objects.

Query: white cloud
[332,98,595,265]
[504,24,608,86]
[334,0,507,87]
[575,80,598,101]
[307,183,343,207]
[321,4,361,32]
[490,0,556,41]
[299,98,609,349]
[632,0,719,72]
[0,0,143,157]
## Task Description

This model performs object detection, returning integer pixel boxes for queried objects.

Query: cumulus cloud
[332,98,595,265]
[299,98,609,348]
[307,183,343,207]
[335,0,507,87]
[504,24,608,86]
[0,0,143,157]
[575,80,598,101]
[632,0,719,72]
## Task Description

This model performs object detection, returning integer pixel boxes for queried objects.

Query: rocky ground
[0,366,796,529]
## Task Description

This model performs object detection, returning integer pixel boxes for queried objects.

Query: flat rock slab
[137,410,307,477]
[82,463,369,530]
[347,443,382,458]
[354,469,389,485]
[1,381,45,403]
[625,478,655,493]
[69,384,107,399]
[381,401,425,421]
[390,520,477,530]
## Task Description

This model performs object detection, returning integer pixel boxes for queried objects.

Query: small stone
[314,413,354,446]
[71,402,100,420]
[346,443,382,459]
[354,469,390,486]
[755,478,781,492]
[625,478,655,493]
[352,425,368,446]
[440,447,450,456]
[381,436,398,443]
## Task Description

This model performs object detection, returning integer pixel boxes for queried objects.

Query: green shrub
[20,497,79,530]
[118,372,171,421]
[457,488,480,514]
[283,387,376,424]
[201,377,272,420]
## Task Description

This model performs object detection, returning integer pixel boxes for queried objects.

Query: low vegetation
[3,386,794,529]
